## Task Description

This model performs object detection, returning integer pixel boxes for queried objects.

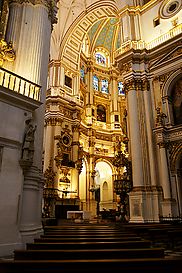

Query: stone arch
[161,69,182,125]
[59,1,118,69]
[170,143,182,172]
[95,160,114,211]
[95,157,114,173]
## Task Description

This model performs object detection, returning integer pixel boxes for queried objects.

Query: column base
[20,224,43,244]
[89,200,97,217]
[161,199,177,217]
[129,186,163,223]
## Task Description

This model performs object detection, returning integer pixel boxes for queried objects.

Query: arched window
[172,78,182,125]
[118,82,125,95]
[97,105,106,122]
[101,79,109,93]
[93,75,99,91]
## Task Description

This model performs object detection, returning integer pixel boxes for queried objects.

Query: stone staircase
[0,223,182,272]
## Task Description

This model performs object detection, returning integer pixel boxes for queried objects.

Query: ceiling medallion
[159,0,181,19]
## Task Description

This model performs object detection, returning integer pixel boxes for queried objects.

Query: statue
[156,107,166,126]
[121,109,127,136]
[22,119,37,161]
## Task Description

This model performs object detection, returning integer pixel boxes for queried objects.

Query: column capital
[124,78,149,93]
[9,0,58,26]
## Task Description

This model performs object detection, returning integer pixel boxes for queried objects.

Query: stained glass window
[95,53,106,66]
[93,75,99,91]
[101,79,109,93]
[118,82,124,95]
[80,66,85,83]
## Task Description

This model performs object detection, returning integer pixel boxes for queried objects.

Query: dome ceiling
[87,17,121,54]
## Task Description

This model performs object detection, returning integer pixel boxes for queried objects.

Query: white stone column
[159,143,171,199]
[126,81,144,187]
[143,81,157,186]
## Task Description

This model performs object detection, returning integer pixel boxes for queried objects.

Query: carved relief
[155,107,167,127]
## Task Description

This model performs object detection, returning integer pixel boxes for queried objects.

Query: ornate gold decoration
[44,160,56,188]
[0,0,8,39]
[59,167,70,183]
[76,144,84,174]
[0,39,16,66]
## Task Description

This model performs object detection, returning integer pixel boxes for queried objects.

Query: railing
[146,24,182,50]
[159,215,182,223]
[0,67,41,101]
[114,24,182,58]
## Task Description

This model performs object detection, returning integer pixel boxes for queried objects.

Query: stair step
[14,248,164,260]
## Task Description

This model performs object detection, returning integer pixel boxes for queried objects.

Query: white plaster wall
[141,3,182,43]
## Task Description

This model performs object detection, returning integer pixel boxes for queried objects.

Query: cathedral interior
[0,0,182,269]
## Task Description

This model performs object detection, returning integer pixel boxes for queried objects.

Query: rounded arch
[95,158,114,173]
[162,68,182,98]
[161,68,182,125]
[59,1,118,68]
[170,143,182,172]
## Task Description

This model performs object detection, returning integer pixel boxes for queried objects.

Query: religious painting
[97,105,106,122]
[172,78,182,125]
[65,75,72,89]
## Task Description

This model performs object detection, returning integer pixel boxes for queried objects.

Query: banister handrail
[0,67,41,101]
[0,66,41,88]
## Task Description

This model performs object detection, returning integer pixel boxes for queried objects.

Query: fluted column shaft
[159,144,171,199]
[126,81,144,187]
[143,81,157,186]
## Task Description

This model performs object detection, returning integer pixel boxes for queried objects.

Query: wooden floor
[0,221,182,272]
